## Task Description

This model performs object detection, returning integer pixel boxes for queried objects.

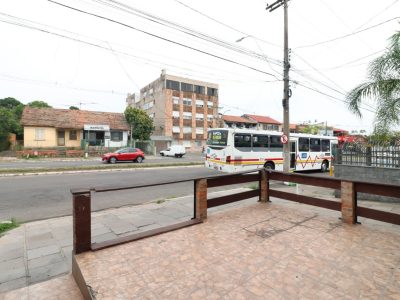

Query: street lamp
[218,109,231,128]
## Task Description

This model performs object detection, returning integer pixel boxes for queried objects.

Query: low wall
[335,164,400,202]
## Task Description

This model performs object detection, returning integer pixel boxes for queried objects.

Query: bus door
[290,141,297,170]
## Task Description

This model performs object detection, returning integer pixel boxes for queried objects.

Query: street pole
[282,0,290,173]
[266,0,290,173]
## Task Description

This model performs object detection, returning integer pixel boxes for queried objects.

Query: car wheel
[136,156,143,163]
[175,154,179,158]
[109,157,117,164]
[160,153,164,156]
[321,161,329,172]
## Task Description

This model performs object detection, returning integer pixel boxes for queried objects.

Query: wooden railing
[71,170,400,254]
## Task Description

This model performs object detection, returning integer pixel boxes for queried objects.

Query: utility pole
[266,0,291,173]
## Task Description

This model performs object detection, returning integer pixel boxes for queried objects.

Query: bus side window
[252,135,268,152]
[299,138,310,152]
[269,135,283,152]
[234,134,252,152]
[321,139,330,151]
[310,138,321,152]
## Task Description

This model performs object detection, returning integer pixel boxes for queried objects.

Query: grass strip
[0,218,19,235]
[0,162,204,175]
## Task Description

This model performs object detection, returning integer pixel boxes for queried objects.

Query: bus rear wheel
[321,160,329,172]
[264,162,275,170]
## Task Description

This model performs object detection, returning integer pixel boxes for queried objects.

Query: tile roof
[223,115,257,124]
[243,114,282,125]
[21,107,130,130]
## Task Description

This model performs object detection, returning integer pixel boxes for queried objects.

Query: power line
[294,81,376,114]
[354,0,399,31]
[295,16,399,49]
[173,0,282,48]
[0,15,280,85]
[48,0,280,79]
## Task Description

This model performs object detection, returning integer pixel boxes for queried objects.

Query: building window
[172,126,180,133]
[172,96,180,104]
[183,127,192,133]
[196,127,204,134]
[181,82,193,92]
[195,100,204,108]
[194,85,205,94]
[183,98,192,106]
[111,131,123,141]
[149,113,155,119]
[172,111,180,118]
[207,101,213,108]
[207,87,218,96]
[69,130,77,140]
[166,80,180,91]
[143,101,154,110]
[35,128,45,141]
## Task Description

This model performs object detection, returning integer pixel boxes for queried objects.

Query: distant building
[126,93,138,107]
[134,70,219,151]
[221,115,257,129]
[21,107,129,148]
[242,114,282,131]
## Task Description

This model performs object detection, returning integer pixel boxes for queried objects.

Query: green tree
[69,106,79,110]
[347,32,400,134]
[28,100,52,108]
[124,107,154,141]
[0,97,24,137]
[299,124,320,135]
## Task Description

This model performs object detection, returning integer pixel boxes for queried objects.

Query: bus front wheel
[264,162,275,170]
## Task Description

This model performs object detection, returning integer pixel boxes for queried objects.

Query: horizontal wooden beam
[357,207,400,225]
[269,189,341,211]
[207,190,259,208]
[207,173,259,188]
[269,172,341,189]
[355,182,400,198]
[91,219,202,251]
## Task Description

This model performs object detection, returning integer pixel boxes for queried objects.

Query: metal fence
[336,142,400,168]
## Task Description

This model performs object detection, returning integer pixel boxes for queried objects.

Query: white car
[160,145,186,158]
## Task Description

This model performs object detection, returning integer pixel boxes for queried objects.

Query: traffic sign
[280,134,288,144]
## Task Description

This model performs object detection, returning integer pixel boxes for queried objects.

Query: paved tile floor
[74,200,400,299]
[0,183,399,298]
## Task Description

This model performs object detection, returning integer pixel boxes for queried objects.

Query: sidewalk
[0,184,398,294]
[0,188,248,293]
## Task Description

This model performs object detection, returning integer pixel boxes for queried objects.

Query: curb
[0,164,204,177]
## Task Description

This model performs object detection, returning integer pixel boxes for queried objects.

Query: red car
[102,148,145,164]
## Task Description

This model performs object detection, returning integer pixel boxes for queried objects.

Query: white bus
[205,128,338,173]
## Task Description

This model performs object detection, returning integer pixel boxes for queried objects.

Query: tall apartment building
[134,70,219,151]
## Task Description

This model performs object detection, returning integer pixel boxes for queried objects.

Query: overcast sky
[1,0,399,132]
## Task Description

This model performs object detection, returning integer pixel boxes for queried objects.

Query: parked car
[102,148,145,164]
[159,145,186,158]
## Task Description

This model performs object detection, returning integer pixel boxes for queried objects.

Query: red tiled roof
[223,115,257,124]
[21,107,130,130]
[243,114,281,125]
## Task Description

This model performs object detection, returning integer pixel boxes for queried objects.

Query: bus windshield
[207,130,228,146]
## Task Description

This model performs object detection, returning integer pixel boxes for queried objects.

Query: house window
[69,130,77,140]
[166,80,180,91]
[181,82,193,92]
[35,128,45,141]
[194,85,205,94]
[111,131,123,141]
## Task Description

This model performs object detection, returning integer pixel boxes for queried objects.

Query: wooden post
[195,179,208,220]
[341,181,356,224]
[259,170,270,202]
[73,193,91,254]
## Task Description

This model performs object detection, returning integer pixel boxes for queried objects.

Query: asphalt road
[0,152,203,170]
[0,166,228,222]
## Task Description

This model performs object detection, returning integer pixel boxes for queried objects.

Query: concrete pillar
[73,193,91,254]
[195,179,208,220]
[341,181,356,224]
[259,170,270,202]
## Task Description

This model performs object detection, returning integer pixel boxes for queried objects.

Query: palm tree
[347,31,400,133]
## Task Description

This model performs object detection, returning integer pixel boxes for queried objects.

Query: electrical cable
[295,16,400,49]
